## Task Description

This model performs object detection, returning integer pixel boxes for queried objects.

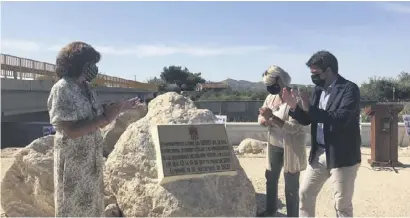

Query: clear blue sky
[1,1,410,85]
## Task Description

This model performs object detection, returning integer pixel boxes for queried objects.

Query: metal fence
[1,54,158,91]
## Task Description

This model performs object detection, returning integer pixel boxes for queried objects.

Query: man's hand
[282,87,297,110]
[299,89,310,111]
[259,107,273,119]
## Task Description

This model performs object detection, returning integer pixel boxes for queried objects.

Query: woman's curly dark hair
[55,41,101,79]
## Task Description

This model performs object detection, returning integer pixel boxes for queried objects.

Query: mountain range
[219,78,266,91]
[218,78,312,91]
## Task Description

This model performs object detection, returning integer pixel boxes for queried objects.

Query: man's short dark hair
[55,41,101,79]
[306,50,338,74]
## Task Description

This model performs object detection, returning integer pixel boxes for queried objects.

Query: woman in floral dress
[48,41,140,217]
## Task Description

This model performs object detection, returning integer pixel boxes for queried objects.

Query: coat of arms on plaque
[188,127,199,140]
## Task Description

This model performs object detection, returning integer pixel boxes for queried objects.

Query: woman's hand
[104,102,125,122]
[270,115,285,128]
[122,97,142,111]
[259,114,284,128]
[259,116,268,127]
[259,107,273,120]
[282,88,298,110]
[57,102,123,139]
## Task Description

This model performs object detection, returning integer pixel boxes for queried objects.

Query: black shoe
[257,211,275,217]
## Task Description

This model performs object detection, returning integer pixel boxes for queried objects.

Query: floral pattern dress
[47,77,105,217]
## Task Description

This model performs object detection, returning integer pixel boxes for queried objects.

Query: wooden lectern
[366,103,404,167]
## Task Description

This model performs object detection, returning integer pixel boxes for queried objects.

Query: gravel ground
[0,148,18,217]
[238,146,410,217]
[1,147,410,217]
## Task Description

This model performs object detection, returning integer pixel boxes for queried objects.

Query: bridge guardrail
[1,54,158,92]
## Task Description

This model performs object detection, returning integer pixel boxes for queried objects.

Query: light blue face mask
[83,62,99,82]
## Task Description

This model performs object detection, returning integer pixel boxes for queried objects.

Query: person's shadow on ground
[255,193,286,217]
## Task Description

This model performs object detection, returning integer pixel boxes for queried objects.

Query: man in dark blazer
[282,50,361,217]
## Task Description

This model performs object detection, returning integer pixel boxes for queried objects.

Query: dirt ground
[239,147,410,217]
[0,148,19,217]
[1,147,410,217]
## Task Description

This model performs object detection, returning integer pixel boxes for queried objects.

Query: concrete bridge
[1,54,159,122]
[0,54,400,123]
[1,78,157,121]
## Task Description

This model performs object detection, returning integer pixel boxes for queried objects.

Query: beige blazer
[258,94,307,173]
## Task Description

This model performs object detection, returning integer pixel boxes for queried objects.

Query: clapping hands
[259,107,273,120]
[259,107,285,128]
[281,87,298,110]
[282,87,310,111]
[103,102,124,122]
[104,97,142,122]
[298,89,310,111]
[123,97,142,110]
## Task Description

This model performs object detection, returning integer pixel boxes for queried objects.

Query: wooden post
[367,103,404,167]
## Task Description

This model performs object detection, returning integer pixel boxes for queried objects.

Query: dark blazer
[289,75,361,169]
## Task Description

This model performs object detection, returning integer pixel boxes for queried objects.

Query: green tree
[396,71,410,99]
[398,71,410,82]
[146,76,166,86]
[360,73,410,101]
[360,76,394,101]
[197,89,268,101]
[160,66,205,91]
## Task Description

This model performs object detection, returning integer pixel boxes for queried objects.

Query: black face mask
[311,73,326,87]
[83,62,99,82]
[266,84,281,94]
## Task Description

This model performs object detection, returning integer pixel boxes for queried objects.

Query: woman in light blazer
[257,65,307,217]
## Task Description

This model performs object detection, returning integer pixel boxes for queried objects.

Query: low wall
[225,122,409,147]
[194,100,380,122]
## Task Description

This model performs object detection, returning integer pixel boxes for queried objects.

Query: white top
[258,94,308,173]
[268,103,288,148]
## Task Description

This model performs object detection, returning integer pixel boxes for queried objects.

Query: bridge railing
[1,54,158,91]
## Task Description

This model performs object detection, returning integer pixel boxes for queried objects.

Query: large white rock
[237,138,266,154]
[1,136,55,217]
[101,104,148,157]
[0,133,128,217]
[104,92,257,217]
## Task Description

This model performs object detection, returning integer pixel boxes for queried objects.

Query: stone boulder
[237,138,266,154]
[105,203,122,217]
[0,136,122,217]
[1,136,55,217]
[104,92,257,217]
[101,104,148,157]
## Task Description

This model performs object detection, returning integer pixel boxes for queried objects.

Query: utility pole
[134,75,136,81]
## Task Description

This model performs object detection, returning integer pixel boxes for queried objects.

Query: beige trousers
[299,147,359,217]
